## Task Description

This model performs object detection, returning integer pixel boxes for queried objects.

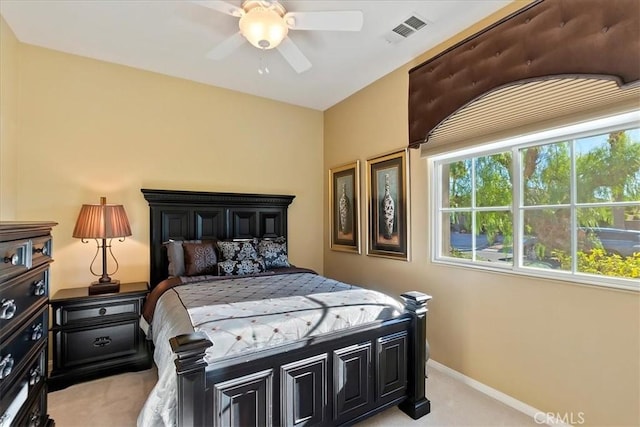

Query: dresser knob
[28,407,42,427]
[0,299,17,320]
[0,354,14,380]
[33,280,46,296]
[33,246,48,256]
[2,253,18,265]
[31,323,43,341]
[29,367,42,385]
[99,307,107,316]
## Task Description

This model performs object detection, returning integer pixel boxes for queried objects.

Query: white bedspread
[137,273,403,427]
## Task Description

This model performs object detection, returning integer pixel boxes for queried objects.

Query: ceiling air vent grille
[385,14,429,44]
[404,15,426,31]
[392,23,415,38]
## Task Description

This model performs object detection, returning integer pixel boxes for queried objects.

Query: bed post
[399,291,432,419]
[170,333,213,427]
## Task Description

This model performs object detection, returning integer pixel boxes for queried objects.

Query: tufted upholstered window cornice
[408,0,640,149]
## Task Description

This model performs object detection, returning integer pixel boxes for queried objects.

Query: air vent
[385,14,429,44]
[404,15,427,31]
[392,23,415,38]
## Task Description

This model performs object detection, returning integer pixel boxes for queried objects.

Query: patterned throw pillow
[217,258,266,276]
[183,242,218,276]
[258,237,290,269]
[216,239,259,262]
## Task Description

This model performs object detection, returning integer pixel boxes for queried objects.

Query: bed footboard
[171,291,432,427]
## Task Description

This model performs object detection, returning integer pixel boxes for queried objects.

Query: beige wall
[0,17,19,219]
[8,39,323,295]
[324,3,639,427]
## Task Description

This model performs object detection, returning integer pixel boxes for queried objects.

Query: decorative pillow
[216,239,259,262]
[217,258,266,276]
[258,237,290,269]
[182,242,218,276]
[164,239,201,277]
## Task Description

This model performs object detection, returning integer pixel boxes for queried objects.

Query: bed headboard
[141,189,295,287]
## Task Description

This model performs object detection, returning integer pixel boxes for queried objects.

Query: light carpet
[48,365,537,426]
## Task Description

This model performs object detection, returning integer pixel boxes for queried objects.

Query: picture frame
[366,149,410,260]
[329,161,361,253]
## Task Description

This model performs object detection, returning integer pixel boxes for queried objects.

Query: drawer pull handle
[31,323,43,341]
[33,246,48,256]
[0,354,14,380]
[29,367,42,385]
[33,280,46,296]
[3,254,18,265]
[0,299,17,320]
[99,307,107,316]
[93,336,112,347]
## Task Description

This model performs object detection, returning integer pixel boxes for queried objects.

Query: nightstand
[48,282,152,391]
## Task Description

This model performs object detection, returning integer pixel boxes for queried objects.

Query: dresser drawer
[0,236,52,284]
[53,296,141,327]
[53,319,140,369]
[0,307,48,397]
[15,381,48,427]
[0,266,49,341]
[0,342,47,424]
[30,236,53,271]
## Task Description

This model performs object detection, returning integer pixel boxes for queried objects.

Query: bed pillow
[164,239,200,277]
[217,258,266,276]
[182,242,218,276]
[258,237,290,269]
[216,239,259,262]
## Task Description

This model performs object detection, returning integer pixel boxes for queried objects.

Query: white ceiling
[0,0,511,111]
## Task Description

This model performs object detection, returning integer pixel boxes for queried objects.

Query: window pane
[576,128,640,204]
[522,142,571,206]
[475,153,512,207]
[443,212,471,259]
[522,208,571,271]
[578,205,640,255]
[445,160,471,208]
[475,211,512,265]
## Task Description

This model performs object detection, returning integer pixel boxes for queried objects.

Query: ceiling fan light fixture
[239,6,288,49]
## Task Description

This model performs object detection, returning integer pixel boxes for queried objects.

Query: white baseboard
[427,359,571,427]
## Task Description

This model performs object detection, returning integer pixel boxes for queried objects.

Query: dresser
[0,221,56,427]
[49,282,151,391]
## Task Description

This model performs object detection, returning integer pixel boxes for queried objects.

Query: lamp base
[88,280,120,295]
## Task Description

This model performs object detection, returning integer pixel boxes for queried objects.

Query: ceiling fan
[191,0,364,73]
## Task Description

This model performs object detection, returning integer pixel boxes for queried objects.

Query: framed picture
[329,161,361,253]
[366,149,410,260]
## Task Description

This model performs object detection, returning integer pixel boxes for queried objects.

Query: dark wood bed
[141,188,431,427]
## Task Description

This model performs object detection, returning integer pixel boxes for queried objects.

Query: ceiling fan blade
[205,32,247,60]
[190,1,244,17]
[276,37,312,74]
[285,11,363,31]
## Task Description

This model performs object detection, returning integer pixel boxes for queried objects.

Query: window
[431,111,640,290]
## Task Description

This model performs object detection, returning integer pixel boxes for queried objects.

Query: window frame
[429,110,640,292]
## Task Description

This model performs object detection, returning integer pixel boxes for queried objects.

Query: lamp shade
[73,197,132,239]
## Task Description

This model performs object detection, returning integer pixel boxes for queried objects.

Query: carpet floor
[48,365,537,426]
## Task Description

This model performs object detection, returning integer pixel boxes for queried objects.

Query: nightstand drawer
[53,297,141,327]
[53,319,140,369]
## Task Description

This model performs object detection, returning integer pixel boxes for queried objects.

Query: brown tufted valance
[408,0,640,149]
